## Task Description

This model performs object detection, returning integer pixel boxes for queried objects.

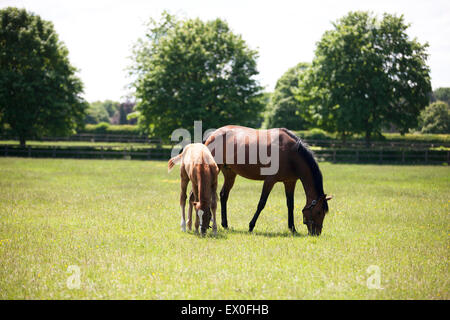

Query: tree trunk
[19,136,26,148]
[365,130,371,148]
[341,132,347,144]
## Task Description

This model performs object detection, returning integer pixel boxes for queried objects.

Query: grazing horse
[204,125,332,236]
[168,143,219,235]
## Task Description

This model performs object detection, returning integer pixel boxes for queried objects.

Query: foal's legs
[179,168,189,232]
[249,177,277,232]
[219,168,236,229]
[187,191,195,231]
[191,184,201,234]
[284,180,297,233]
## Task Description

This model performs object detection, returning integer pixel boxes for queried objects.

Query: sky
[2,0,450,102]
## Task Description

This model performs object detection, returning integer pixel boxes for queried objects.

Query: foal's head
[194,201,212,235]
[302,194,333,236]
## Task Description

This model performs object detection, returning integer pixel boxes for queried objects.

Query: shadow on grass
[183,227,308,239]
[223,227,308,238]
[184,229,229,240]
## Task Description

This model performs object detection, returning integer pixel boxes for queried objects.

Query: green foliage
[85,102,110,124]
[265,63,312,130]
[79,124,141,135]
[419,101,450,134]
[0,7,87,146]
[85,100,120,124]
[113,101,137,125]
[85,100,137,125]
[130,12,264,138]
[92,122,110,133]
[431,87,450,105]
[305,11,431,143]
[297,128,332,140]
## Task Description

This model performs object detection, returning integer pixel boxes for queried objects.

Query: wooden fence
[37,133,163,144]
[1,134,449,149]
[313,148,450,164]
[304,139,450,150]
[0,145,172,160]
[1,144,449,164]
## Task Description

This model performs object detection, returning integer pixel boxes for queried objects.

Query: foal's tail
[168,153,182,173]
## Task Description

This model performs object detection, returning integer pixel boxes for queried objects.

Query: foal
[168,143,219,235]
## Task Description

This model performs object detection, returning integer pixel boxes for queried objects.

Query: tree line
[0,7,448,147]
[85,100,137,125]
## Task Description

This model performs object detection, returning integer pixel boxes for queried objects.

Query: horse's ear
[326,195,333,201]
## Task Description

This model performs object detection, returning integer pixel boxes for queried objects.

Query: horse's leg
[284,180,297,234]
[219,168,236,229]
[249,177,277,232]
[211,183,218,235]
[179,169,189,232]
[192,184,200,234]
[187,191,195,231]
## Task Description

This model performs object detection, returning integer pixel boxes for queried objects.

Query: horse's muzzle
[304,221,322,236]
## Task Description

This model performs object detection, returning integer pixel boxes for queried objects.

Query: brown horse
[168,143,219,235]
[204,125,332,236]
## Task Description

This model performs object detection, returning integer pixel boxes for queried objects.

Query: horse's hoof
[221,223,228,229]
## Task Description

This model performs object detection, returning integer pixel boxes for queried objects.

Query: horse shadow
[184,227,307,239]
[222,227,308,238]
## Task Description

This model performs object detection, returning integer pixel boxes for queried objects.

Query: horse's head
[194,201,212,235]
[302,194,333,236]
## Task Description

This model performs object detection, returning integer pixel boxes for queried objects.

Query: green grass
[0,158,448,299]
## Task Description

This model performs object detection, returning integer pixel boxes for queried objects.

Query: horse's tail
[168,153,182,173]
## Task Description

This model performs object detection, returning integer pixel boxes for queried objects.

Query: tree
[111,100,137,125]
[85,100,120,124]
[0,7,86,147]
[130,13,263,138]
[431,87,450,105]
[265,62,312,130]
[419,101,450,134]
[306,11,431,144]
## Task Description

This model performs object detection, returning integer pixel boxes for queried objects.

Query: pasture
[0,158,448,299]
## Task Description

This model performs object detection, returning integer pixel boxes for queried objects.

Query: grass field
[0,158,448,299]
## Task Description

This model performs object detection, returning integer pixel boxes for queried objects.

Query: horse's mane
[280,128,329,213]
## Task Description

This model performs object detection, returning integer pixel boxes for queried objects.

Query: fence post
[147,148,151,160]
[425,150,428,163]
